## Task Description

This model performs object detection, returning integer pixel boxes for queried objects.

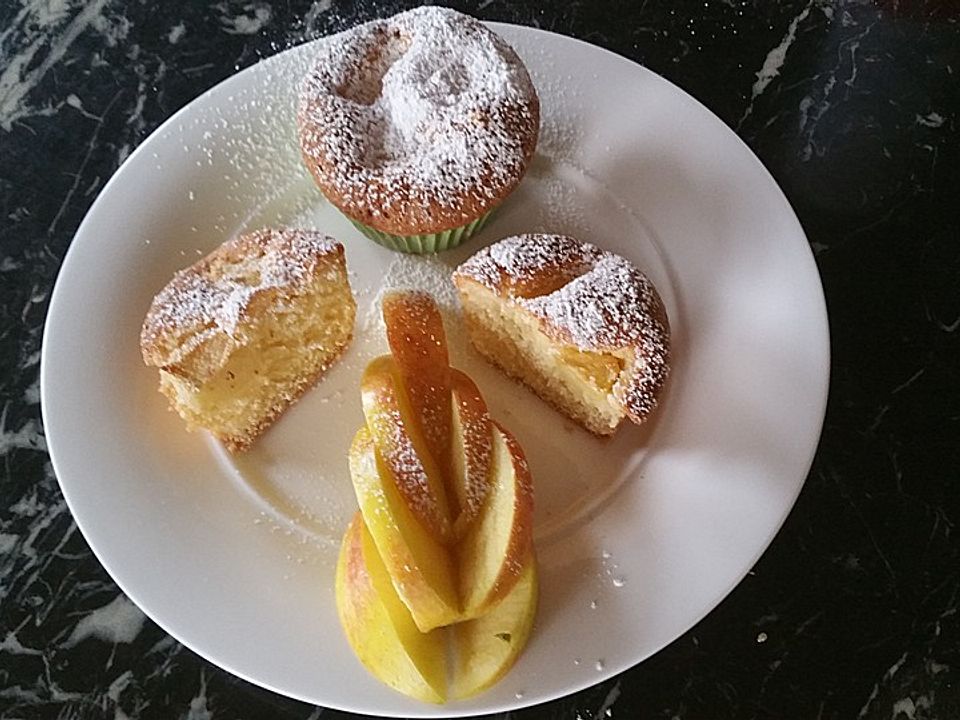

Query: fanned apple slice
[361,354,453,543]
[382,290,452,499]
[349,426,461,632]
[457,423,535,620]
[335,513,447,703]
[451,556,539,700]
[450,369,494,540]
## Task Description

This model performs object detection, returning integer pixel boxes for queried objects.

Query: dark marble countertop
[1,1,957,718]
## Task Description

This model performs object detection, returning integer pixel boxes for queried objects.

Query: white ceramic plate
[42,23,829,717]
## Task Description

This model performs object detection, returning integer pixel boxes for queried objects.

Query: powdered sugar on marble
[64,593,146,648]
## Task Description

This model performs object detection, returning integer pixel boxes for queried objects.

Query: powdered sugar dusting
[455,234,671,421]
[524,164,590,237]
[529,254,658,348]
[361,254,469,361]
[382,406,432,500]
[363,372,445,530]
[298,7,539,227]
[460,430,488,517]
[530,252,670,418]
[141,228,341,368]
[464,232,601,291]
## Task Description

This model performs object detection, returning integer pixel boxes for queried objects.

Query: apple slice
[335,513,447,703]
[457,423,535,620]
[449,369,493,540]
[361,354,453,543]
[382,290,452,497]
[348,426,461,632]
[451,556,539,700]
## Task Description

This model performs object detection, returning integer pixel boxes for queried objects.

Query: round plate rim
[41,21,830,717]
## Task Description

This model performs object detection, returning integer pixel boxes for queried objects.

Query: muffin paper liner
[348,210,495,253]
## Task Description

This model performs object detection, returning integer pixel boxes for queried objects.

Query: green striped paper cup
[348,210,495,254]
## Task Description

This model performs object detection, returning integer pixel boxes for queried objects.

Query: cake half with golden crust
[453,234,670,436]
[140,228,356,451]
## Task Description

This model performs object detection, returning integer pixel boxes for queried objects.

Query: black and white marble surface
[1,1,958,718]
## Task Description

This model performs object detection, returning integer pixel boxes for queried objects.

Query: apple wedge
[361,354,453,543]
[348,426,461,632]
[336,513,447,703]
[457,423,535,620]
[451,556,539,700]
[449,368,494,540]
[382,290,452,494]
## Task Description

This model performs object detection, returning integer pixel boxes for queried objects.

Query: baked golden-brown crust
[141,228,355,451]
[453,234,671,428]
[297,7,539,236]
[141,228,346,383]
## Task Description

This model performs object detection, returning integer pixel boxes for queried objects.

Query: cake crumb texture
[454,234,670,435]
[141,228,356,451]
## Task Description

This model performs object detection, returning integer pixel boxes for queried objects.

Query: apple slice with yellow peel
[336,513,447,703]
[349,426,461,632]
[361,354,453,543]
[457,423,535,620]
[451,556,539,700]
[449,368,493,540]
[382,290,452,498]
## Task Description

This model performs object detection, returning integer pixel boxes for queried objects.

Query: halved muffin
[453,234,670,436]
[140,228,355,451]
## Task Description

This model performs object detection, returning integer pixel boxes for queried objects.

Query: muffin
[297,7,540,253]
[140,228,356,451]
[453,234,671,436]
